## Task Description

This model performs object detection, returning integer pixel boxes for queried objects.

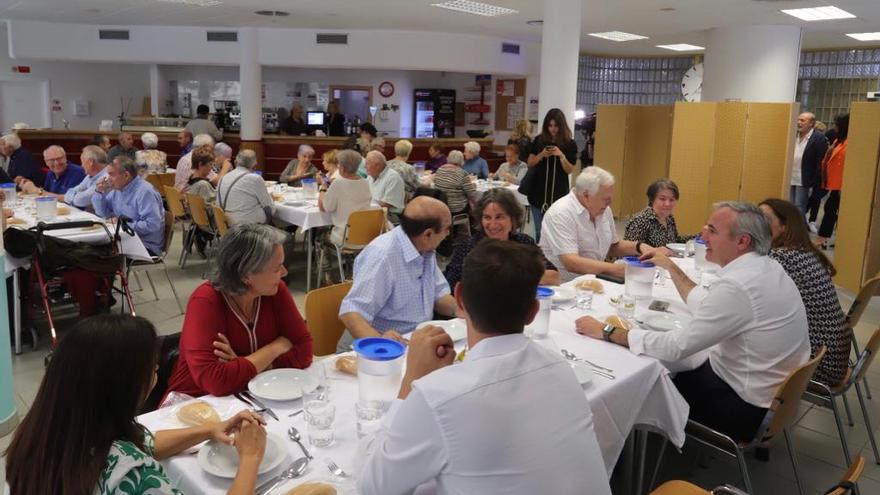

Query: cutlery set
[561,349,616,380]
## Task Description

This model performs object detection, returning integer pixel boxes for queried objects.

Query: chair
[845,274,880,399]
[158,172,176,190]
[826,455,866,495]
[163,186,190,267]
[145,174,164,197]
[317,209,385,284]
[126,210,185,314]
[804,327,880,470]
[304,281,352,356]
[651,348,827,495]
[139,332,181,413]
[182,193,217,269]
[452,212,471,238]
[212,204,230,237]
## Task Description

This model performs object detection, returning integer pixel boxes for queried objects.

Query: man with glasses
[20,145,85,199]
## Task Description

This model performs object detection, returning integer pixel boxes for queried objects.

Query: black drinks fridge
[413,89,456,138]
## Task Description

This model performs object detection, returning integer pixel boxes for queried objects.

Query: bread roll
[177,400,221,426]
[335,356,357,376]
[574,279,604,294]
[285,482,337,495]
[604,315,632,331]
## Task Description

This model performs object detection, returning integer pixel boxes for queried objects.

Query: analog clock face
[379,81,394,98]
[681,63,703,102]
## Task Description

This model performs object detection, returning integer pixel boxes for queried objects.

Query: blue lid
[302,178,316,183]
[35,196,55,202]
[0,183,14,187]
[623,256,655,268]
[353,337,406,361]
[536,286,555,299]
[694,237,706,245]
[252,170,263,175]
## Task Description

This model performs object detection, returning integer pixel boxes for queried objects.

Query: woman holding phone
[522,108,577,242]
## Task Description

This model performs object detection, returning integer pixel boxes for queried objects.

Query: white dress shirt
[628,252,810,408]
[539,191,619,282]
[358,333,611,495]
[791,128,813,187]
[368,166,405,214]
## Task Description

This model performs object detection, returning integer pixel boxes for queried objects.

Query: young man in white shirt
[358,240,611,495]
[575,201,810,442]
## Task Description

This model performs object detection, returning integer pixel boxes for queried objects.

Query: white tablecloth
[272,193,332,232]
[137,261,698,494]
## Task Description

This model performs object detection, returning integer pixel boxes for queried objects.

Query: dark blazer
[800,129,828,188]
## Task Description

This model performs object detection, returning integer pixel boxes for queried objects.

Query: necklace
[227,294,258,329]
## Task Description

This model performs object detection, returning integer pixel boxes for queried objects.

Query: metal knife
[241,390,280,421]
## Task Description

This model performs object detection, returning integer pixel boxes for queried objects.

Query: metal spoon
[561,349,615,374]
[287,426,313,460]
[259,457,309,495]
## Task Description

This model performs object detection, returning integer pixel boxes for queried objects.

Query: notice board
[494,79,526,131]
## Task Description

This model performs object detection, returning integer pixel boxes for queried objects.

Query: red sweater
[166,281,313,398]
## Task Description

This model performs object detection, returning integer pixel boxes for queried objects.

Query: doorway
[0,79,51,132]
[329,85,373,124]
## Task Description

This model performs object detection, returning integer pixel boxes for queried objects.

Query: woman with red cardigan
[166,224,313,398]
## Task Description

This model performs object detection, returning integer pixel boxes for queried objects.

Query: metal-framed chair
[145,174,164,198]
[212,204,230,238]
[184,193,218,273]
[304,281,352,356]
[163,186,190,267]
[317,209,385,285]
[845,274,880,399]
[126,210,185,314]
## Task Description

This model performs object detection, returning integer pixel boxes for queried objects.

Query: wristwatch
[602,324,616,342]
[319,187,328,193]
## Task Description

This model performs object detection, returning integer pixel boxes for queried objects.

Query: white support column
[239,27,262,141]
[702,25,803,103]
[0,228,19,437]
[149,64,160,117]
[537,0,582,124]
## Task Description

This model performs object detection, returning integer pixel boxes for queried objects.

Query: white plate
[264,180,278,186]
[643,313,692,332]
[283,200,308,207]
[666,243,688,256]
[416,319,468,342]
[198,434,286,478]
[570,362,593,385]
[248,369,318,401]
[551,287,575,303]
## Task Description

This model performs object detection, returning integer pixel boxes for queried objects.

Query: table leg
[13,269,21,355]
[623,432,635,495]
[306,229,313,293]
[636,429,648,495]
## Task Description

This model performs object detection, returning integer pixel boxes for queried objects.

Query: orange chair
[212,204,230,238]
[318,208,385,285]
[163,186,190,267]
[304,281,352,356]
[183,193,217,269]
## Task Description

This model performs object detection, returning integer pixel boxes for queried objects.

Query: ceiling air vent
[99,30,130,40]
[207,31,238,42]
[502,42,520,54]
[316,33,348,45]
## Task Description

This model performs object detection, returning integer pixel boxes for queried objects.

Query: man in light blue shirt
[92,156,165,255]
[365,150,405,223]
[339,196,457,349]
[64,145,109,209]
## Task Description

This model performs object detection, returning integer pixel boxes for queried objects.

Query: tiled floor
[3,223,879,494]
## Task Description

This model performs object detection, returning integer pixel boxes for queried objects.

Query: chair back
[162,210,175,255]
[304,281,352,356]
[145,174,164,197]
[139,333,181,413]
[164,186,187,219]
[846,274,880,329]
[186,193,212,231]
[212,205,230,237]
[649,480,709,495]
[850,327,880,383]
[158,172,176,189]
[343,209,386,246]
[763,346,827,439]
[825,455,866,495]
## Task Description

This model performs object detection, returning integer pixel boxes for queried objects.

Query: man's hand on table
[19,180,40,195]
[575,316,606,341]
[383,330,408,345]
[398,325,456,399]
[639,249,675,270]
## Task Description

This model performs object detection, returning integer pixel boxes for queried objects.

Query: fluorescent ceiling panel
[781,6,856,21]
[588,31,649,42]
[431,1,518,17]
[846,32,880,41]
[656,44,704,52]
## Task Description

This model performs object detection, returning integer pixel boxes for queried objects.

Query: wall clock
[379,81,395,98]
[681,63,703,102]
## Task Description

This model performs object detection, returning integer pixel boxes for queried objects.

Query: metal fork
[325,457,348,478]
[233,392,267,414]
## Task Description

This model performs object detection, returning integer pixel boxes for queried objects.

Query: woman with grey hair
[166,223,313,397]
[216,150,275,225]
[433,149,479,215]
[280,144,317,186]
[318,149,373,245]
[135,132,167,174]
[462,140,489,179]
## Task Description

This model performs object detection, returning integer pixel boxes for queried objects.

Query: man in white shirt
[359,239,610,495]
[790,112,828,215]
[365,150,405,223]
[575,201,810,442]
[539,166,661,282]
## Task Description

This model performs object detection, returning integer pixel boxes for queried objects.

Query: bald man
[791,112,828,214]
[338,196,457,350]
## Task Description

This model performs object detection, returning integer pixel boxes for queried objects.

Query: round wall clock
[681,63,703,102]
[378,81,395,98]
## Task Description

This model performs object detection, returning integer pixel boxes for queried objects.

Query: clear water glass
[356,401,383,439]
[306,400,335,447]
[576,287,594,310]
[618,294,636,320]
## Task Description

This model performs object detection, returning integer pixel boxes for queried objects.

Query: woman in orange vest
[816,113,848,249]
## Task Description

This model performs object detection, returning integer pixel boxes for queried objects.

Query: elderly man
[282,103,309,136]
[177,129,193,156]
[92,156,165,255]
[357,136,386,178]
[64,145,109,209]
[1,133,44,185]
[279,144,317,186]
[184,104,223,142]
[174,134,216,191]
[216,150,275,225]
[339,196,457,349]
[365,150,405,224]
[791,112,828,214]
[20,145,85,198]
[91,135,112,153]
[576,201,810,442]
[359,240,610,495]
[107,132,137,163]
[539,166,661,282]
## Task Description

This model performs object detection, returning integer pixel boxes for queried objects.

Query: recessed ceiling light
[781,6,856,21]
[588,31,649,42]
[656,44,704,51]
[526,19,543,26]
[431,0,518,17]
[255,10,290,16]
[846,32,880,41]
[157,0,222,6]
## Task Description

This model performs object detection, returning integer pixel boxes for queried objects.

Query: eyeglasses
[45,156,66,163]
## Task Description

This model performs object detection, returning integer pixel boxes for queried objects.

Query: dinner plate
[569,361,593,385]
[416,319,467,342]
[198,433,285,478]
[248,369,318,401]
[551,286,575,303]
[643,313,692,332]
[283,200,308,207]
[666,243,688,257]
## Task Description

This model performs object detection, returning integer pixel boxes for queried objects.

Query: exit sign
[12,66,31,73]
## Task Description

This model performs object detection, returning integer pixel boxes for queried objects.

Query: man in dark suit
[790,112,828,215]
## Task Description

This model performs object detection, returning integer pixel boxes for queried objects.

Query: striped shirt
[433,165,478,214]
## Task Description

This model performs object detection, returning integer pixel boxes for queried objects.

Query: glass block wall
[797,49,880,124]
[576,55,695,114]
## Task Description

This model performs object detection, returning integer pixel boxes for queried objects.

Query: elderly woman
[187,146,217,203]
[492,143,528,184]
[444,188,559,289]
[216,150,275,225]
[759,199,850,386]
[624,179,693,247]
[135,132,167,174]
[318,149,373,245]
[167,224,313,397]
[433,150,479,215]
[386,139,420,196]
[280,144,317,186]
[462,141,489,179]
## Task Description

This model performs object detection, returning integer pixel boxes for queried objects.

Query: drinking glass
[356,401,383,439]
[618,294,636,320]
[576,286,594,310]
[306,400,335,447]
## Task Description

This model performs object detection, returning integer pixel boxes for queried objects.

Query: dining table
[136,258,707,495]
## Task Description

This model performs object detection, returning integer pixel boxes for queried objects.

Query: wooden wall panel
[594,105,630,213]
[708,103,748,208]
[740,103,798,205]
[668,102,717,234]
[622,105,673,217]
